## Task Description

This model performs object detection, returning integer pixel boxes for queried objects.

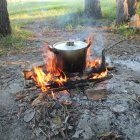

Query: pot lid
[53,40,88,51]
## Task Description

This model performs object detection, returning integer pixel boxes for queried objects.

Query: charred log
[100,50,106,71]
[47,74,113,93]
[24,50,107,81]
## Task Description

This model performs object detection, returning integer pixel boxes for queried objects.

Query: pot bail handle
[87,40,92,48]
[86,34,93,48]
[48,45,58,54]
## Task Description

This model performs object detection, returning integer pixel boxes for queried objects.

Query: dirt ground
[0,19,140,140]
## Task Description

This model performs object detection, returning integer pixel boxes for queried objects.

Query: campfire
[24,39,109,96]
[17,37,114,140]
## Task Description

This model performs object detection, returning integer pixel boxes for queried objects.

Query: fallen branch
[103,36,135,52]
[103,38,127,52]
[47,74,113,93]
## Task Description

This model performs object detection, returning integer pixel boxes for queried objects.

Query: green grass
[9,0,84,22]
[138,2,140,15]
[101,0,116,20]
[1,0,84,55]
[0,0,139,56]
[111,23,138,38]
[0,24,32,55]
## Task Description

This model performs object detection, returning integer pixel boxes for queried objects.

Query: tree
[84,0,102,18]
[0,0,11,36]
[116,0,138,24]
[127,0,138,17]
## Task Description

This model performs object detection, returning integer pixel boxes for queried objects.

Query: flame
[91,68,108,79]
[32,41,108,93]
[55,68,67,86]
[86,45,101,69]
[33,66,52,92]
[86,39,107,79]
[32,44,67,92]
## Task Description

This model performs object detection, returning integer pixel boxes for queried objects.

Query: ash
[0,29,140,140]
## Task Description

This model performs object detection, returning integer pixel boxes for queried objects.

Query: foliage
[0,25,32,55]
[0,0,139,55]
[100,0,116,20]
[137,2,140,15]
[2,0,84,55]
[111,23,139,38]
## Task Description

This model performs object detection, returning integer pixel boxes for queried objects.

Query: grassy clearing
[0,25,32,55]
[111,23,139,38]
[138,2,140,15]
[100,0,116,19]
[1,0,84,55]
[0,0,139,55]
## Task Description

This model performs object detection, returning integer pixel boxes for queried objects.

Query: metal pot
[49,40,91,73]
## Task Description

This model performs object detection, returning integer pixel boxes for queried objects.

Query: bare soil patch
[0,20,140,140]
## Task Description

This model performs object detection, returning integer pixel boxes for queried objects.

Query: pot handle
[48,45,58,54]
[87,40,92,49]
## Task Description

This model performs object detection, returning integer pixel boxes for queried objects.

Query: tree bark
[116,0,129,24]
[84,0,102,18]
[0,0,11,37]
[116,0,138,24]
[127,0,138,17]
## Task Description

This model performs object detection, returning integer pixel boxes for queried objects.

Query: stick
[39,127,49,138]
[103,36,135,52]
[100,50,106,71]
[47,74,113,93]
[103,38,126,52]
[46,72,112,89]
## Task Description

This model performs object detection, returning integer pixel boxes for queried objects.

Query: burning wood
[23,41,109,93]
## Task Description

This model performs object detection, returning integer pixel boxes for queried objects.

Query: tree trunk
[0,0,11,37]
[84,0,102,18]
[116,0,129,24]
[116,0,138,24]
[127,0,138,17]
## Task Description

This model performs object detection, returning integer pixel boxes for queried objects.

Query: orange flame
[86,45,101,69]
[91,68,108,79]
[32,41,108,93]
[86,38,107,79]
[55,70,67,86]
[32,44,67,92]
[33,66,51,92]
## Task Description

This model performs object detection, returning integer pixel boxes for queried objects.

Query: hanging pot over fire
[49,40,92,73]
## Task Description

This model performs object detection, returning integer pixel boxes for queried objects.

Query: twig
[64,115,70,125]
[103,38,127,52]
[24,87,38,91]
[39,127,50,139]
[104,36,135,52]
[47,74,113,93]
[129,97,140,105]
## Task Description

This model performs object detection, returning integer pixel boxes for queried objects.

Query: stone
[24,108,35,122]
[111,104,127,113]
[72,110,94,140]
[86,88,108,100]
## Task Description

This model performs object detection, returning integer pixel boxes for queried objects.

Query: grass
[1,0,84,55]
[138,2,140,15]
[111,23,138,38]
[0,25,32,55]
[0,0,139,56]
[100,0,116,20]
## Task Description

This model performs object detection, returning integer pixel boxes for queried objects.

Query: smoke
[54,0,106,58]
[92,33,105,57]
